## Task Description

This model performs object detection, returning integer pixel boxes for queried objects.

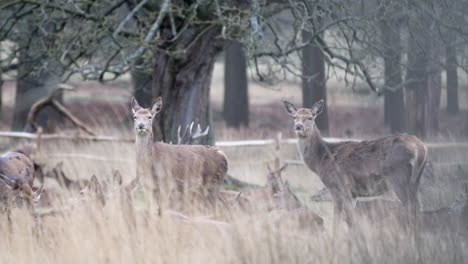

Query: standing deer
[131,97,228,212]
[283,99,427,231]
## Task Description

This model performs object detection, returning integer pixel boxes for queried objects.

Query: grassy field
[0,134,466,263]
[0,62,467,263]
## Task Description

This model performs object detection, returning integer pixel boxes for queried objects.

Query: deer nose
[138,124,145,129]
[295,124,304,131]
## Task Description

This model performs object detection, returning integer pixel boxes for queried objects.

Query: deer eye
[133,116,136,119]
[293,116,297,120]
[307,117,314,121]
[147,116,152,119]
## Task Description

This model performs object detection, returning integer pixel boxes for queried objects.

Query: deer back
[153,143,228,186]
[0,152,35,186]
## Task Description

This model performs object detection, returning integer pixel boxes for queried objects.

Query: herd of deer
[0,97,467,239]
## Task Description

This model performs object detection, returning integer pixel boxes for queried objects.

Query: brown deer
[0,151,44,204]
[0,152,44,225]
[79,170,135,207]
[131,97,228,211]
[283,99,427,230]
[221,163,323,231]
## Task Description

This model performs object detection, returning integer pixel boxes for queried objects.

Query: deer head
[283,99,324,138]
[266,164,303,210]
[80,171,127,207]
[80,175,106,206]
[131,97,163,136]
[0,168,44,205]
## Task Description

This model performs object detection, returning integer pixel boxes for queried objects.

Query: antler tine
[200,125,209,137]
[33,183,45,203]
[191,124,210,139]
[177,125,182,144]
[189,121,195,136]
[279,164,288,173]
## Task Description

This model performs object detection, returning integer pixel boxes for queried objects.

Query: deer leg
[6,207,12,231]
[385,163,422,261]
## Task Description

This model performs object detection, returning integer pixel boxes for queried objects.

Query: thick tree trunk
[151,26,222,145]
[406,29,429,138]
[427,42,442,136]
[380,18,406,133]
[131,59,153,108]
[302,29,329,134]
[223,40,249,128]
[445,32,459,114]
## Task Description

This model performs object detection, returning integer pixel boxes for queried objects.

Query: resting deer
[283,99,427,231]
[221,163,323,231]
[131,97,228,211]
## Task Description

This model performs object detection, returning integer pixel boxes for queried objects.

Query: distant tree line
[1,0,468,140]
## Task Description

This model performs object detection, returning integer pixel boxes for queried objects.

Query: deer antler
[177,121,210,144]
[191,123,210,139]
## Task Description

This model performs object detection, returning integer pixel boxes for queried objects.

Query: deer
[0,151,44,224]
[79,170,138,207]
[45,161,90,192]
[130,97,228,213]
[283,99,427,233]
[220,163,324,232]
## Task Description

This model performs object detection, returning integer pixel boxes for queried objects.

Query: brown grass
[0,136,466,263]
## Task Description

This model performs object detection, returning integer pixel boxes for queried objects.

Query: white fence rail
[1,131,467,149]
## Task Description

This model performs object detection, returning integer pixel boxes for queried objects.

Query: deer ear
[113,170,123,186]
[131,97,142,114]
[33,184,44,203]
[311,99,324,116]
[89,175,102,192]
[283,100,297,116]
[151,97,163,116]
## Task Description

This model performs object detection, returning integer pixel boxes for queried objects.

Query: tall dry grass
[0,133,467,263]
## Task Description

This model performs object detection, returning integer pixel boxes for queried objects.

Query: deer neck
[135,132,154,178]
[297,128,329,174]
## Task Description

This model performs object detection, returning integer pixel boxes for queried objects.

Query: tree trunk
[12,53,54,131]
[406,29,430,138]
[302,29,329,134]
[0,71,3,120]
[380,18,406,133]
[223,40,249,128]
[131,59,153,108]
[151,25,222,145]
[445,32,459,114]
[427,42,442,136]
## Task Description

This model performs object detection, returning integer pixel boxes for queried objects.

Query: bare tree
[427,40,443,136]
[2,0,468,138]
[131,59,153,109]
[445,31,459,115]
[379,1,406,133]
[405,7,431,138]
[223,40,249,128]
[302,26,328,134]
